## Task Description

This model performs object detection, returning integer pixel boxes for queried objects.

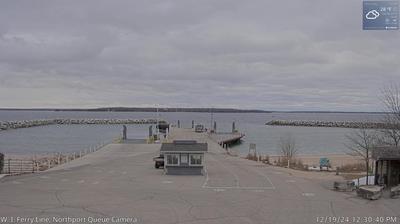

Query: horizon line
[0,107,385,114]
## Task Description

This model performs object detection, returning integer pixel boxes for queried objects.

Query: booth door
[390,160,400,187]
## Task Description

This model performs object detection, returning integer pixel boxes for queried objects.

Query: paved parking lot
[0,128,399,224]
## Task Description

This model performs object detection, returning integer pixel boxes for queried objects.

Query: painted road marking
[205,154,240,188]
[302,193,315,197]
[92,181,99,185]
[77,180,85,184]
[162,180,173,184]
[202,155,275,190]
[214,189,226,192]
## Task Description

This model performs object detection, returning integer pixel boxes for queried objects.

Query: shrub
[338,163,367,172]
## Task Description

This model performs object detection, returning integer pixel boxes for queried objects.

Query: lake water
[0,110,384,156]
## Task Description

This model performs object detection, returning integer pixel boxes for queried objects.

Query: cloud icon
[366,9,380,20]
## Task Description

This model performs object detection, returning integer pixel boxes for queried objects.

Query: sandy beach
[269,153,364,168]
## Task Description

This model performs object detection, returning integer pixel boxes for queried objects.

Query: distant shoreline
[0,107,385,114]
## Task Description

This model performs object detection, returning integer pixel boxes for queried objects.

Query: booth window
[190,154,202,165]
[166,154,179,165]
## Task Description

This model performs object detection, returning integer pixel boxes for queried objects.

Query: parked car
[153,155,164,169]
[195,124,204,133]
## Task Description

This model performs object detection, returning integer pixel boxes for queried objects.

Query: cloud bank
[0,0,399,111]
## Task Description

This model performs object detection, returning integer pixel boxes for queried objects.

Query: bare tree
[278,133,298,168]
[345,127,376,185]
[381,84,400,146]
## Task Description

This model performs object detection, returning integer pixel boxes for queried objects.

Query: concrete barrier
[390,185,400,198]
[356,185,383,200]
[333,181,355,191]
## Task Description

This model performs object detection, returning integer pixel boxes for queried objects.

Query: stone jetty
[0,118,159,131]
[266,120,388,129]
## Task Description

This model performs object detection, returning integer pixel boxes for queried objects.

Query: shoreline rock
[0,118,160,131]
[266,120,388,129]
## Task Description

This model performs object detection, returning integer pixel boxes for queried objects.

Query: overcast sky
[0,0,399,111]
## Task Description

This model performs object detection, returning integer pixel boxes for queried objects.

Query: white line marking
[207,154,240,187]
[204,186,275,190]
[92,181,99,185]
[162,180,173,184]
[250,167,276,189]
[302,193,315,197]
[214,188,226,192]
[77,180,85,184]
[202,167,209,188]
[202,154,275,190]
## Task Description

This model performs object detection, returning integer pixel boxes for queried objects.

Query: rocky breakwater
[0,118,159,131]
[266,120,388,129]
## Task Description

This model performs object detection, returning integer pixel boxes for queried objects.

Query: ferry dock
[0,128,398,224]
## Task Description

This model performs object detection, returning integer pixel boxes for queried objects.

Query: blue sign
[363,1,399,30]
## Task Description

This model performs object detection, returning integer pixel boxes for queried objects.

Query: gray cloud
[0,0,399,111]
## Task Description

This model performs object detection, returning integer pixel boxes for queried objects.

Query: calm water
[0,110,384,156]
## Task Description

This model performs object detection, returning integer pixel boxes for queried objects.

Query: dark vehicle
[153,154,164,169]
[195,124,205,133]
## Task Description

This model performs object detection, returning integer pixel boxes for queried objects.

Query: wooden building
[372,146,400,187]
[160,140,207,175]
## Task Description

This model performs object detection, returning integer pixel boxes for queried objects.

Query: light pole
[156,104,159,140]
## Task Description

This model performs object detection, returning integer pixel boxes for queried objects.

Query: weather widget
[363,1,399,30]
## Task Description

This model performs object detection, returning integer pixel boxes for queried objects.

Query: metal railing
[3,159,36,174]
[0,139,114,175]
